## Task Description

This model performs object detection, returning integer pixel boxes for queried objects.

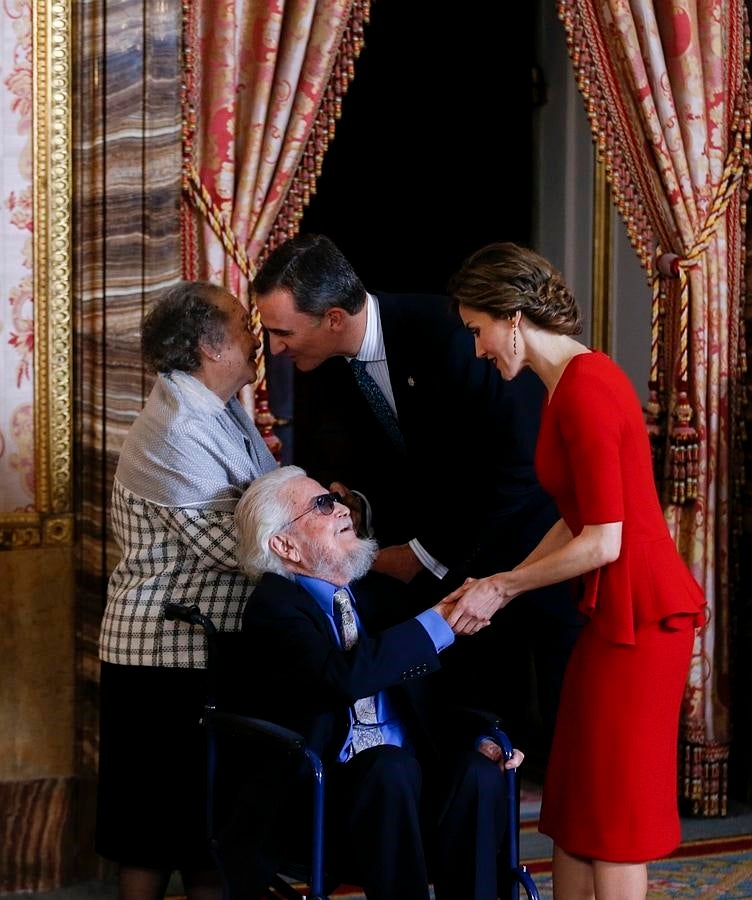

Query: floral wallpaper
[0,0,33,513]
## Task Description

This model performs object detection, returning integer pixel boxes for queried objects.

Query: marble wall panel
[75,0,182,765]
[0,777,75,891]
[72,0,183,882]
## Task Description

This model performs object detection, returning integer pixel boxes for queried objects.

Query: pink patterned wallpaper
[0,0,33,513]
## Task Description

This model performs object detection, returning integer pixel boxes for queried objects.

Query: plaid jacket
[99,372,276,668]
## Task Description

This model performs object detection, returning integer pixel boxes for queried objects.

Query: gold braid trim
[650,89,752,505]
[559,1,752,506]
[646,262,667,478]
[557,0,656,275]
[180,0,200,282]
[180,1,371,446]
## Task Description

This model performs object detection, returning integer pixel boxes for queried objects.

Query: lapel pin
[407,376,415,387]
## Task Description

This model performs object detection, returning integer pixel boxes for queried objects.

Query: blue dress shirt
[296,575,454,762]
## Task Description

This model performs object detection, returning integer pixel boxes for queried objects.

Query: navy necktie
[349,358,406,453]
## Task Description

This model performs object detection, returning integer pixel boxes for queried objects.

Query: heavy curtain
[181,0,370,441]
[558,0,751,815]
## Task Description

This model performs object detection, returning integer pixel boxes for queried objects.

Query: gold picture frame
[0,0,72,550]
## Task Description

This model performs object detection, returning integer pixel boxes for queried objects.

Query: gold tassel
[668,390,699,505]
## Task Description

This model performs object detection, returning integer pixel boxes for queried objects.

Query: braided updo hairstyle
[448,242,582,336]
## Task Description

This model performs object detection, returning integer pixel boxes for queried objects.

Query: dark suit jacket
[240,571,445,766]
[294,292,566,606]
[226,571,499,895]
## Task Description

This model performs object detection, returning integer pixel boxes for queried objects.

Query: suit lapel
[376,294,420,429]
[287,578,341,646]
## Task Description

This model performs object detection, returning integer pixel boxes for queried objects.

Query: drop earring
[513,322,518,356]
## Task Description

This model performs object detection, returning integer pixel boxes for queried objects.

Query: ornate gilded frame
[0,0,72,550]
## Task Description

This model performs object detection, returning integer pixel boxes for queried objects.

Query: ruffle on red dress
[577,536,707,645]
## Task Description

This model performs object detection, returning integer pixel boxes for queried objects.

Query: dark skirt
[95,661,216,870]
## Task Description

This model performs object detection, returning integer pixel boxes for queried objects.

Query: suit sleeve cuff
[415,609,455,652]
[409,539,448,578]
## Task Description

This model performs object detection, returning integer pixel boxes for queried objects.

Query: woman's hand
[442,573,515,634]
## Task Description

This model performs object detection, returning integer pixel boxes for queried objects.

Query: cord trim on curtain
[557,0,751,817]
[559,0,751,507]
[649,95,752,504]
[180,1,370,282]
[179,0,371,443]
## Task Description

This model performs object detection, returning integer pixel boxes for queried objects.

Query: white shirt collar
[352,293,386,363]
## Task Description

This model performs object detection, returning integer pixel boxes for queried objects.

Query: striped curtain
[558,0,751,815]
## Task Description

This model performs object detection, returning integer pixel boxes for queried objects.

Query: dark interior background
[271,1,537,457]
[300,1,536,293]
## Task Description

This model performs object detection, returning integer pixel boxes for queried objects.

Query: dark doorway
[301,1,536,294]
[274,2,537,459]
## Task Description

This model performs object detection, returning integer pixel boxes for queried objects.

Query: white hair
[234,465,305,581]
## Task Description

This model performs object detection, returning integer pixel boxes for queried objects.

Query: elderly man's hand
[477,739,525,771]
[329,482,364,535]
[372,544,424,583]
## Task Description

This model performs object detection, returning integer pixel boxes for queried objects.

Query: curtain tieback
[646,95,750,504]
[649,250,699,506]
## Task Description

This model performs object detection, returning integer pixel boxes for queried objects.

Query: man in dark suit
[253,233,582,750]
[234,465,523,900]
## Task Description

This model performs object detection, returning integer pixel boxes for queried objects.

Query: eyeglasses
[284,492,344,528]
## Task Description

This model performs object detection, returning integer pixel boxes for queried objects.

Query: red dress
[535,351,705,862]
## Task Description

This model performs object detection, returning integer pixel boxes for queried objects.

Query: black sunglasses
[285,491,344,528]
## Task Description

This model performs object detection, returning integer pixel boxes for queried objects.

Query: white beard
[308,536,378,584]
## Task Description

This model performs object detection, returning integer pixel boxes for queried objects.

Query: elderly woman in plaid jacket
[95,281,276,900]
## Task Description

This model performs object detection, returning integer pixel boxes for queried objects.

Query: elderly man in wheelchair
[220,465,525,900]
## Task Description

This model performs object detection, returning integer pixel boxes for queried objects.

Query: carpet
[324,835,752,899]
[167,781,752,898]
[167,834,752,899]
[521,834,752,899]
[325,835,752,897]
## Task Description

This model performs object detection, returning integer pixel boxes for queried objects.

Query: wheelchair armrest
[206,709,307,756]
[453,706,515,761]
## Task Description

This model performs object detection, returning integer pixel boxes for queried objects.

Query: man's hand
[372,544,424,583]
[330,481,364,535]
[477,738,525,771]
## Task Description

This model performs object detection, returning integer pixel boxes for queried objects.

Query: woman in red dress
[444,243,706,900]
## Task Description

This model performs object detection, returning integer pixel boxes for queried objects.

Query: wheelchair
[165,602,541,900]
